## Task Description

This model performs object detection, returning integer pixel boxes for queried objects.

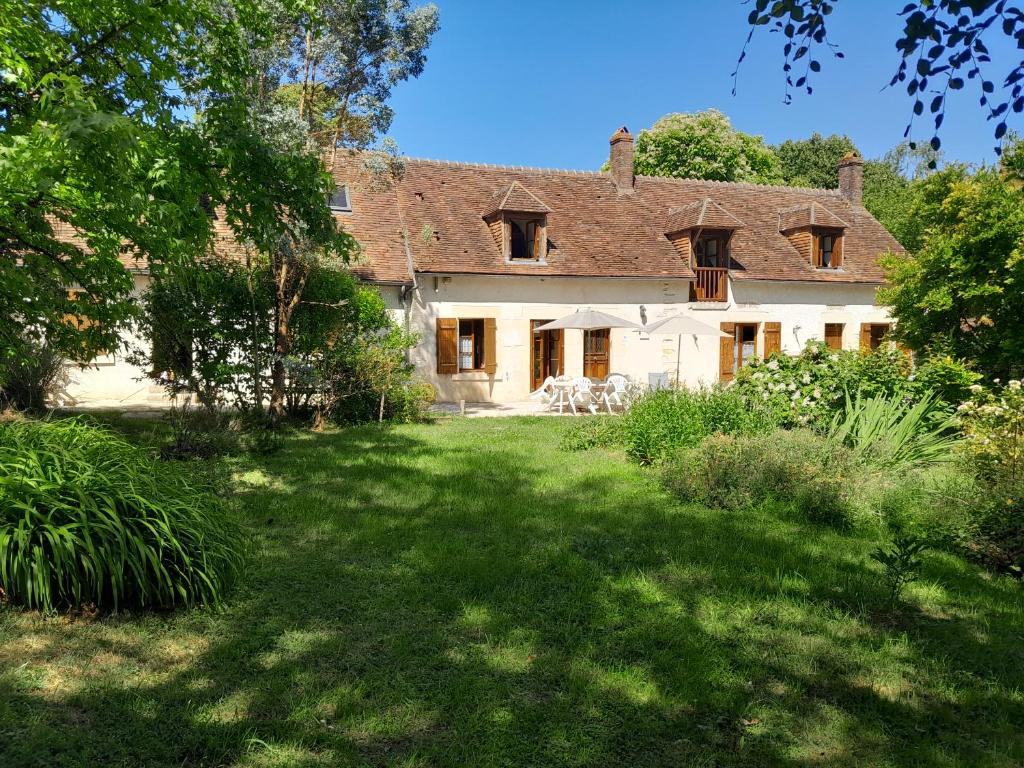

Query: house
[63,127,901,406]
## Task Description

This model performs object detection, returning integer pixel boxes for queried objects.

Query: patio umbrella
[644,313,730,387]
[533,309,641,331]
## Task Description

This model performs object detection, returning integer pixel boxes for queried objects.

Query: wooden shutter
[859,323,872,352]
[532,222,544,260]
[763,322,782,358]
[483,318,497,375]
[437,318,458,374]
[833,234,844,267]
[719,322,736,382]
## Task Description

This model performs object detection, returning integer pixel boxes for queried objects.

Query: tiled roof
[778,202,849,232]
[482,181,552,216]
[665,198,746,234]
[328,153,901,284]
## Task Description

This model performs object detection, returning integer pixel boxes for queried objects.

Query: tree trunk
[268,244,309,421]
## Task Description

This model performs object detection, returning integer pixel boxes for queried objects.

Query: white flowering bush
[953,380,1024,574]
[733,342,978,430]
[733,342,914,428]
[958,379,1024,484]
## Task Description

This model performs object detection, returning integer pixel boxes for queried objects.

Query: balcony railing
[691,267,728,302]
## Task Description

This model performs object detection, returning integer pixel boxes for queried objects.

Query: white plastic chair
[571,376,597,415]
[528,376,556,411]
[602,374,629,412]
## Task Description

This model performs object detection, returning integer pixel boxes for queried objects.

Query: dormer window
[813,230,843,269]
[328,184,351,213]
[482,181,552,263]
[693,233,726,268]
[509,217,544,260]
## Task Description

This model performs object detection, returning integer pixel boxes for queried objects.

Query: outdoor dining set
[530,374,630,414]
[523,307,729,415]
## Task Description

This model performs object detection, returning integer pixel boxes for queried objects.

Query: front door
[531,320,563,389]
[583,329,610,380]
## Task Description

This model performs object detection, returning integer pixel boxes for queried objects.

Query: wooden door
[583,329,610,380]
[531,321,564,389]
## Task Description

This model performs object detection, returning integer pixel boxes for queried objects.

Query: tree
[237,0,435,418]
[271,0,439,158]
[879,166,1024,378]
[632,110,784,184]
[774,133,859,188]
[861,142,941,251]
[0,0,250,366]
[738,1,1024,159]
[0,0,354,404]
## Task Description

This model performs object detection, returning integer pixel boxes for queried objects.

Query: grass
[2,416,1023,767]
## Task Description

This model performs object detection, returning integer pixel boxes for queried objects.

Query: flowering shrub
[957,379,1024,485]
[733,342,912,428]
[733,343,977,429]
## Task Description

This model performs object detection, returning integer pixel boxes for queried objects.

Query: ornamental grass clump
[0,418,245,612]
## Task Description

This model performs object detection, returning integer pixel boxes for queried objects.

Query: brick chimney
[609,126,635,194]
[838,152,864,205]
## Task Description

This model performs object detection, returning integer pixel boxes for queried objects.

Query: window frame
[692,231,728,269]
[813,228,843,269]
[505,216,546,262]
[457,318,486,372]
[328,184,352,213]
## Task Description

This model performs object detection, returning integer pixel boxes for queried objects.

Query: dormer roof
[665,198,745,235]
[778,202,849,233]
[482,181,552,217]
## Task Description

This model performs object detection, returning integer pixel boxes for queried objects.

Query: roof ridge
[635,174,843,196]
[402,156,606,177]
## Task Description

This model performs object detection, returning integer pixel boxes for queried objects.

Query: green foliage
[0,339,67,413]
[879,166,1024,379]
[828,391,960,471]
[622,387,776,465]
[773,133,858,188]
[632,110,783,184]
[911,354,981,405]
[663,430,854,527]
[559,416,624,452]
[0,418,244,612]
[871,534,929,608]
[957,379,1024,486]
[863,159,925,251]
[309,286,431,425]
[733,341,916,429]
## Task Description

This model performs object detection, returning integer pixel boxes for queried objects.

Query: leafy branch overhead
[737,0,1024,160]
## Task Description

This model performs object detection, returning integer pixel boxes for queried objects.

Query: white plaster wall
[405,274,891,402]
[61,275,170,407]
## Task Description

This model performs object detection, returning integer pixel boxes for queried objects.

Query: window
[825,323,844,350]
[861,323,891,351]
[693,233,726,268]
[718,321,759,382]
[508,218,544,260]
[814,230,842,268]
[734,323,758,370]
[458,319,485,371]
[328,184,351,212]
[436,318,497,375]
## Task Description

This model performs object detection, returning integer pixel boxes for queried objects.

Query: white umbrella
[534,309,642,331]
[644,313,729,387]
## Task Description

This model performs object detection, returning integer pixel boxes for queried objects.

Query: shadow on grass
[3,418,1023,767]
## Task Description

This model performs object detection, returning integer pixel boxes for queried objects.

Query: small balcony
[690,267,728,302]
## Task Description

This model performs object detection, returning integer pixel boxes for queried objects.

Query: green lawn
[2,417,1023,767]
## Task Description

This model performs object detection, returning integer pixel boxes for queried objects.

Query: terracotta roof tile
[482,181,552,216]
[665,198,746,234]
[326,154,901,284]
[778,202,849,232]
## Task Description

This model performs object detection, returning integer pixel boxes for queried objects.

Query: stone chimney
[838,152,864,205]
[609,126,635,194]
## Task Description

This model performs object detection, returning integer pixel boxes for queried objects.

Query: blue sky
[385,0,1020,171]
